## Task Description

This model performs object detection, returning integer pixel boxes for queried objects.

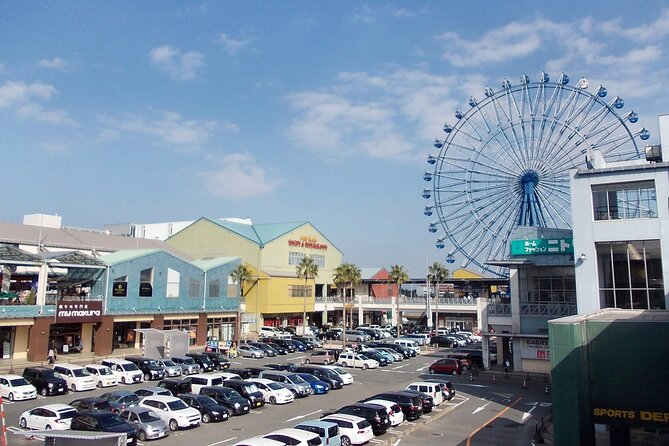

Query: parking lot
[4,346,552,445]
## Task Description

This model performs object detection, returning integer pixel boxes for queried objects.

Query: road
[4,348,552,446]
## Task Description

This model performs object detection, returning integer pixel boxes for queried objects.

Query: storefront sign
[139,282,153,297]
[56,300,103,323]
[112,282,127,297]
[593,403,669,428]
[510,238,573,255]
[288,235,328,251]
[520,338,550,360]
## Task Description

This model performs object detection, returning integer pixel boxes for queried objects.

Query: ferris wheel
[422,72,650,277]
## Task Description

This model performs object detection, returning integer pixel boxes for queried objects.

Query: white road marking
[522,405,537,422]
[416,365,429,372]
[473,401,491,415]
[370,440,385,444]
[284,409,323,423]
[387,429,403,434]
[393,439,402,446]
[205,437,238,446]
[459,383,488,388]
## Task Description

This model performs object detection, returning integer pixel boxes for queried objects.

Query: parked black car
[245,366,270,378]
[293,365,343,390]
[157,379,192,396]
[291,339,310,351]
[261,341,287,355]
[199,386,251,416]
[429,335,457,348]
[222,379,265,408]
[69,397,113,412]
[249,342,278,357]
[226,368,254,380]
[331,403,391,435]
[22,366,68,396]
[292,336,319,349]
[264,363,298,372]
[401,389,434,413]
[124,357,166,381]
[185,353,215,372]
[271,339,297,353]
[179,393,230,423]
[70,412,137,446]
[362,350,390,366]
[365,391,423,421]
[372,343,413,359]
[324,329,341,340]
[203,352,231,370]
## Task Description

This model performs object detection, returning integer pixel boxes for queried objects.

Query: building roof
[99,249,163,265]
[191,256,240,270]
[360,268,388,280]
[551,308,669,324]
[0,221,175,253]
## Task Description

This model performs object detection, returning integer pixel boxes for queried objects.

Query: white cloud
[39,142,68,154]
[149,45,205,80]
[613,9,669,42]
[38,57,68,69]
[218,33,251,55]
[0,80,78,126]
[200,152,282,199]
[106,110,218,147]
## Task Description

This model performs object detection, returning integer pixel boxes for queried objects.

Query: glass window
[166,269,180,298]
[140,268,153,297]
[592,181,657,221]
[288,251,305,266]
[208,279,220,298]
[189,278,201,298]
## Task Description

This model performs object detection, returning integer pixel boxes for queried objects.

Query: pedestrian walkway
[0,347,145,374]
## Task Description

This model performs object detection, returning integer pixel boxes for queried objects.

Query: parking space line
[206,437,238,446]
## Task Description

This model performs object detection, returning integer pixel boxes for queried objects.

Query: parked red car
[428,358,462,376]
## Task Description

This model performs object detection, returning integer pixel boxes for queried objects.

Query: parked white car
[321,413,374,445]
[101,358,143,384]
[248,378,294,405]
[364,399,405,426]
[259,326,290,339]
[51,364,96,392]
[19,404,77,430]
[405,381,444,406]
[336,353,379,370]
[138,395,201,431]
[323,366,353,385]
[233,437,285,446]
[0,374,37,401]
[262,428,323,446]
[85,364,118,388]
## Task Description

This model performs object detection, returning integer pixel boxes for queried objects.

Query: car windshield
[198,396,219,407]
[200,356,213,364]
[98,368,113,375]
[122,394,140,404]
[9,378,30,386]
[331,367,347,375]
[123,363,139,371]
[44,370,62,379]
[358,419,371,429]
[163,360,177,367]
[58,409,78,420]
[98,413,126,427]
[182,358,196,365]
[137,410,161,422]
[145,360,159,367]
[72,369,91,378]
[287,374,306,384]
[299,374,316,382]
[267,382,284,390]
[244,384,259,393]
[166,400,188,411]
[227,389,242,399]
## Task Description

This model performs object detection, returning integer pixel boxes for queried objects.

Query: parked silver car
[119,406,169,441]
[171,357,200,375]
[156,359,182,377]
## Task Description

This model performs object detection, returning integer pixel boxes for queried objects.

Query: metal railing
[487,302,512,316]
[314,295,477,306]
[520,301,577,317]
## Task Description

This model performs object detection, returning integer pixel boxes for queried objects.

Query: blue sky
[2,1,669,277]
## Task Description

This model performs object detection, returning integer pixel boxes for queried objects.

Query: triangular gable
[452,268,485,279]
[100,249,162,265]
[253,221,308,245]
[360,267,389,281]
[191,256,240,271]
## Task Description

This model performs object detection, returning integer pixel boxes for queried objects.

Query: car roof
[294,419,338,429]
[85,364,110,369]
[140,395,180,403]
[321,413,367,423]
[407,381,439,387]
[121,406,155,414]
[28,403,76,412]
[263,428,319,439]
[0,374,25,379]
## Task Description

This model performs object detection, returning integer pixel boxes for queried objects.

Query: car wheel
[40,388,48,397]
[137,430,147,441]
[429,368,435,374]
[452,370,458,376]
[341,436,351,446]
[269,396,276,405]
[45,425,52,430]
[363,363,369,370]
[70,384,77,392]
[202,413,211,423]
[304,359,310,364]
[341,362,348,367]
[8,393,14,401]
[121,376,127,384]
[144,373,150,381]
[19,418,27,429]
[97,380,103,388]
[169,419,179,431]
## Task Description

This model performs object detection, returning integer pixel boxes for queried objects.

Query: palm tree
[296,256,319,333]
[428,262,449,329]
[230,264,253,341]
[389,265,409,338]
[333,263,361,347]
[346,263,362,329]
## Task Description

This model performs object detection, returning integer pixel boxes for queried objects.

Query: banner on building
[520,338,550,360]
[55,300,103,323]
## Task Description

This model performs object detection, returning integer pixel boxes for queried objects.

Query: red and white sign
[520,338,550,361]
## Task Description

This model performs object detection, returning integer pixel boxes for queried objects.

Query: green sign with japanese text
[510,238,573,255]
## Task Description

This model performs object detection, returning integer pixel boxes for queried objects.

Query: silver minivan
[258,370,312,398]
[119,406,169,441]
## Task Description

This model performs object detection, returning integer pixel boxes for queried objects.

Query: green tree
[296,256,319,333]
[428,262,449,329]
[389,264,409,338]
[333,262,361,347]
[230,264,253,341]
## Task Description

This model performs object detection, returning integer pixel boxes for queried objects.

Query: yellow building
[165,218,343,331]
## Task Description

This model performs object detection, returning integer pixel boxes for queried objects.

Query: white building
[571,115,669,314]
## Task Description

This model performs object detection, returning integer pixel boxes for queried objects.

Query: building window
[166,268,180,298]
[597,241,665,309]
[288,285,311,297]
[209,279,220,298]
[227,276,237,298]
[288,251,305,266]
[139,268,153,297]
[311,254,325,268]
[112,276,128,297]
[189,278,201,298]
[517,267,576,303]
[592,181,657,220]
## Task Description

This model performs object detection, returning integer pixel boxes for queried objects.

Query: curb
[379,400,455,445]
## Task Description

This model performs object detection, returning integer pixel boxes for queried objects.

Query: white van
[101,358,143,384]
[393,339,420,355]
[405,381,444,406]
[259,326,289,338]
[52,364,96,392]
[183,373,227,394]
[84,364,118,388]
